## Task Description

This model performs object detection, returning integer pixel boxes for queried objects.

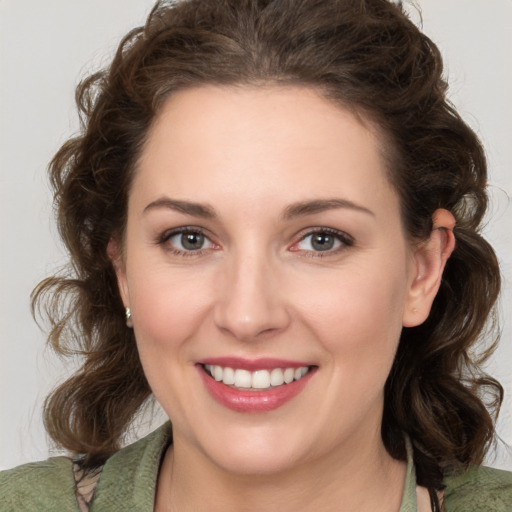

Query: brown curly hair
[33,0,503,495]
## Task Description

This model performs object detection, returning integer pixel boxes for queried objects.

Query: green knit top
[1,423,511,511]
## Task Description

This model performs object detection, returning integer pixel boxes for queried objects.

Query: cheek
[296,262,408,374]
[126,266,213,421]
[127,264,213,359]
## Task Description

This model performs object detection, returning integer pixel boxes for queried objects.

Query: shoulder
[0,423,172,512]
[0,456,79,511]
[91,422,172,511]
[444,465,512,511]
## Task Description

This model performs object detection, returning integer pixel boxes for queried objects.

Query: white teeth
[205,364,310,389]
[234,369,252,388]
[283,368,295,384]
[270,368,285,386]
[213,365,223,381]
[252,370,271,389]
[223,366,235,385]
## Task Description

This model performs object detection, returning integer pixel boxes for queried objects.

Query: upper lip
[196,357,315,371]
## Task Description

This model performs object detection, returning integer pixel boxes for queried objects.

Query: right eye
[159,228,217,255]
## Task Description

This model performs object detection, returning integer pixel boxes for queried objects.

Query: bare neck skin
[155,424,407,512]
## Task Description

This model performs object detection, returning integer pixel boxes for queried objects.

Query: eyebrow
[143,197,374,219]
[143,198,216,218]
[282,198,375,220]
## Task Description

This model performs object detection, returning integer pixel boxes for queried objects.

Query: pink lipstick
[197,357,316,412]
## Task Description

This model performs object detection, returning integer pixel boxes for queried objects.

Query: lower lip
[198,366,315,413]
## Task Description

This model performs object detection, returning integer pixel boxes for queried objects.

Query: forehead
[133,85,399,219]
[145,85,385,162]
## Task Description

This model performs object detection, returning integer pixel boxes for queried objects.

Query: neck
[155,427,407,512]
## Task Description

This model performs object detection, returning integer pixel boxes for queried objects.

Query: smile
[198,359,317,412]
[203,364,310,390]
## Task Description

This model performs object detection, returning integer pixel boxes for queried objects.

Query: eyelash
[292,227,354,258]
[157,226,354,258]
[158,226,217,257]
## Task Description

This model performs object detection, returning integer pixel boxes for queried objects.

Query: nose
[213,252,290,341]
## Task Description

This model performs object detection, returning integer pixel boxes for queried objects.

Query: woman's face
[115,85,424,475]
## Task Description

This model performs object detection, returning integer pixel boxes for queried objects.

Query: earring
[125,307,133,328]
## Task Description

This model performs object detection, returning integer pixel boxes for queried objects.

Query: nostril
[213,300,291,342]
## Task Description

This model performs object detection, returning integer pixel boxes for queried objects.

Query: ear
[107,237,130,309]
[402,209,456,327]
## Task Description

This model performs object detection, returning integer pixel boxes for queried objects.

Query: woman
[1,0,511,510]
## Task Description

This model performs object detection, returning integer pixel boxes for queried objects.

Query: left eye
[294,230,349,252]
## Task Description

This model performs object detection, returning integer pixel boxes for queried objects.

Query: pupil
[182,232,204,250]
[312,233,334,251]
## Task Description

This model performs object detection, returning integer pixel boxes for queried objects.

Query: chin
[208,441,304,476]
[192,422,314,476]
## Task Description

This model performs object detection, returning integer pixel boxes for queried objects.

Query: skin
[110,85,455,511]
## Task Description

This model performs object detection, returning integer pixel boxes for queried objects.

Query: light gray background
[1,1,511,470]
